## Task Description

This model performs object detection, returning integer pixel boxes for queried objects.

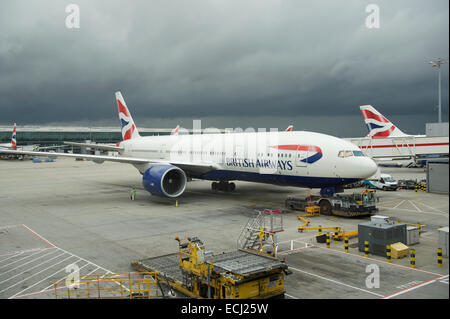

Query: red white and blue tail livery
[0,123,17,150]
[360,105,407,138]
[116,92,140,141]
[11,123,17,150]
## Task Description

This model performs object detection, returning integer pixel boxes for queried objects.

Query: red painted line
[360,142,448,149]
[21,224,56,248]
[380,275,443,299]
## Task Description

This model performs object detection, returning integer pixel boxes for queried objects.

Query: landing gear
[319,199,332,215]
[211,181,235,192]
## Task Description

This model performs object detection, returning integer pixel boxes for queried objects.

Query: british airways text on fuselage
[225,157,293,170]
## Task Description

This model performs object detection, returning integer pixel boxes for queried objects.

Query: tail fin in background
[116,92,141,141]
[285,125,293,132]
[360,105,408,138]
[171,125,180,135]
[11,123,17,150]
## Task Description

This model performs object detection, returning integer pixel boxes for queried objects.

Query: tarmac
[0,158,448,299]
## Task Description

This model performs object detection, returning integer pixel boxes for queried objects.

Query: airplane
[172,125,180,135]
[360,105,421,138]
[353,104,448,166]
[285,125,293,132]
[0,123,17,150]
[3,92,378,203]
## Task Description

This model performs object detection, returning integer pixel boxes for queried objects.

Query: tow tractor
[285,190,378,217]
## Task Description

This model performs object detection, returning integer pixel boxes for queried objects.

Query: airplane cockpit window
[338,150,354,158]
[353,150,364,157]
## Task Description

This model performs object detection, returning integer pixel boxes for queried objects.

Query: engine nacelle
[142,165,187,198]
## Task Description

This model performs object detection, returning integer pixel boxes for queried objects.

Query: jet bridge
[346,135,449,158]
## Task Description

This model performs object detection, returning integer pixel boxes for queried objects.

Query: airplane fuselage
[119,130,378,189]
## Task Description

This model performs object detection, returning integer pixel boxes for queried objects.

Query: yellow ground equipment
[54,272,162,299]
[132,237,289,299]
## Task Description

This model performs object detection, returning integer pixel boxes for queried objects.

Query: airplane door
[295,146,308,167]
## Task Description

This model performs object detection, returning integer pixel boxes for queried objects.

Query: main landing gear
[211,181,236,192]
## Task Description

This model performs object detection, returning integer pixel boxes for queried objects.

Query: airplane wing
[1,149,217,175]
[35,145,70,151]
[64,141,124,152]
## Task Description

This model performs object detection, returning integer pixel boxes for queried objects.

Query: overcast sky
[0,0,448,137]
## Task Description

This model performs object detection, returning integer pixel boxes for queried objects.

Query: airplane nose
[361,158,378,179]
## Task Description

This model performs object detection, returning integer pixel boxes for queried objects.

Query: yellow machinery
[54,272,162,299]
[132,237,289,299]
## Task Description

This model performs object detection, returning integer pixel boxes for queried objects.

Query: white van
[364,173,398,191]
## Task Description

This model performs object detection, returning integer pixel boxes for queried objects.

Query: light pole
[429,58,448,123]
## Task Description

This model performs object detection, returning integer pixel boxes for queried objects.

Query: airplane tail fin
[285,125,293,132]
[116,91,141,141]
[11,123,17,150]
[171,125,180,135]
[359,105,408,138]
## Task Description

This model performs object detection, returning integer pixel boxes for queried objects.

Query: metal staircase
[237,210,284,256]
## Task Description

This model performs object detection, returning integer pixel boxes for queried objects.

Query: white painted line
[0,251,67,285]
[413,201,448,214]
[0,252,24,264]
[0,247,49,259]
[284,293,298,299]
[289,266,384,297]
[392,200,406,209]
[0,247,56,270]
[408,200,422,213]
[0,249,60,276]
[8,258,83,299]
[40,264,98,292]
[381,206,447,217]
[381,275,444,299]
[0,255,75,294]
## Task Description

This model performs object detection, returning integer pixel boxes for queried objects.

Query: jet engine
[142,165,187,198]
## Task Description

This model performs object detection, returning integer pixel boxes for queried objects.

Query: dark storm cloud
[0,0,448,136]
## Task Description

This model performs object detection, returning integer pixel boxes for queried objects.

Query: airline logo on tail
[171,125,180,135]
[11,123,17,150]
[116,92,140,141]
[285,125,293,132]
[360,105,407,138]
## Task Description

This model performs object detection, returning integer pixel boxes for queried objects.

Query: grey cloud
[0,0,448,137]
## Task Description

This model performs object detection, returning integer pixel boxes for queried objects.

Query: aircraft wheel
[319,200,332,216]
[211,182,218,190]
[228,182,236,192]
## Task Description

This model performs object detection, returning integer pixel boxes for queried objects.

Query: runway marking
[21,224,56,248]
[412,200,448,214]
[0,247,49,259]
[0,247,56,270]
[392,200,406,209]
[8,258,83,299]
[0,251,67,285]
[381,275,447,299]
[0,249,60,277]
[0,255,75,294]
[3,224,124,299]
[289,266,384,297]
[378,206,447,217]
[408,200,422,213]
[305,244,444,277]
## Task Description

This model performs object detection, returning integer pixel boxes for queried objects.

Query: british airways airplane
[0,123,17,150]
[3,92,378,199]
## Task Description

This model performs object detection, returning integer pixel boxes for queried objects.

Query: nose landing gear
[211,181,236,192]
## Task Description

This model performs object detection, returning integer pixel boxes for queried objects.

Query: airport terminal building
[0,126,172,147]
